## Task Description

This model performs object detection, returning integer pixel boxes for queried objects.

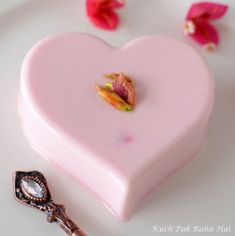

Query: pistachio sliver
[104,73,120,80]
[105,82,113,90]
[96,85,133,112]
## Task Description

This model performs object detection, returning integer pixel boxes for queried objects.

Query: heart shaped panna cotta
[19,33,214,219]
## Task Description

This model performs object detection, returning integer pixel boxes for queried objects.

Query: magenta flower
[86,0,125,30]
[184,2,228,51]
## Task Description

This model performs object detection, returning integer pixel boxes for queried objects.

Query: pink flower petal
[87,9,119,30]
[102,0,125,9]
[86,0,124,30]
[186,2,228,21]
[189,20,219,46]
[86,0,124,9]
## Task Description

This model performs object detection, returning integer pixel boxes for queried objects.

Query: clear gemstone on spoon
[21,178,44,198]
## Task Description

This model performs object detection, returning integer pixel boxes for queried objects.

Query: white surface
[0,0,234,235]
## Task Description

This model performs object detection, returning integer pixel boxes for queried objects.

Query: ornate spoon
[14,170,87,236]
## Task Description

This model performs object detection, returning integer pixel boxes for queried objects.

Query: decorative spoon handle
[46,202,87,236]
[14,170,87,236]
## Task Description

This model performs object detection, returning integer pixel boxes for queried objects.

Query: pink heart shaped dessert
[19,33,214,220]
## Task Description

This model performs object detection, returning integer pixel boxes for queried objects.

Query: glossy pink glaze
[19,33,214,219]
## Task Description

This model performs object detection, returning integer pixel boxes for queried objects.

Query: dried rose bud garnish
[184,2,228,51]
[96,73,136,112]
[105,73,136,106]
[86,0,125,30]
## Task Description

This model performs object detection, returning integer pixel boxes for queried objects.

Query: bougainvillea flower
[184,2,228,50]
[86,0,125,30]
[186,2,228,21]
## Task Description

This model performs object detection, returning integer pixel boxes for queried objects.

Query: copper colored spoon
[14,170,87,236]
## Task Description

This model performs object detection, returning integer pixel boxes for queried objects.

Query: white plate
[0,0,235,235]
